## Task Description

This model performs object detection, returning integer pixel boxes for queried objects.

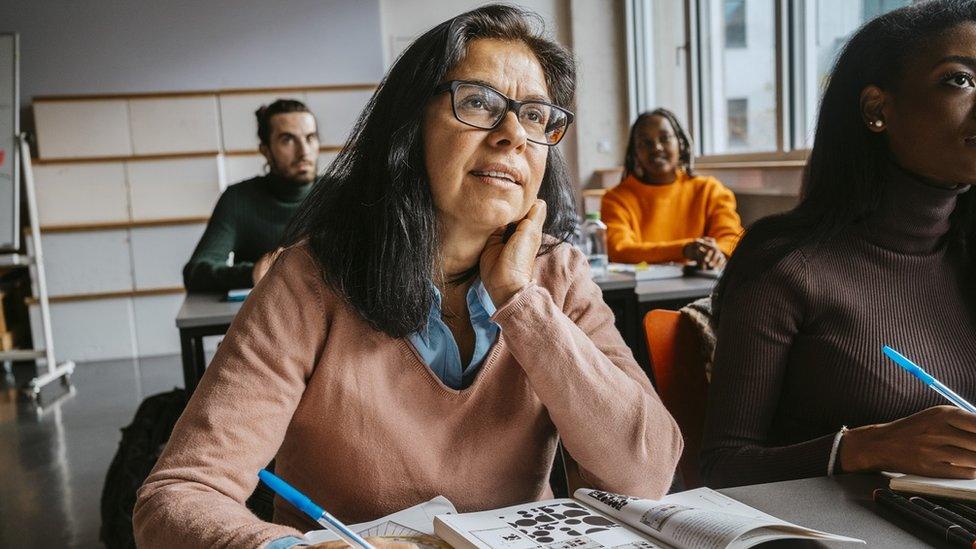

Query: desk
[721,474,946,548]
[636,276,717,309]
[176,293,242,394]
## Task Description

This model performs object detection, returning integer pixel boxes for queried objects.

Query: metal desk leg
[192,334,206,394]
[180,329,196,393]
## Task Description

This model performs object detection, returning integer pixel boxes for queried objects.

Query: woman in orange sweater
[601,109,743,268]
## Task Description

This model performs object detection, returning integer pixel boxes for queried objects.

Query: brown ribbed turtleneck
[701,166,976,488]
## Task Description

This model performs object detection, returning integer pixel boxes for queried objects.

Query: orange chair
[644,309,709,489]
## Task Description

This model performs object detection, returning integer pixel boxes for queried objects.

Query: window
[794,0,913,148]
[698,0,777,154]
[629,0,912,159]
[724,0,747,48]
[727,98,748,147]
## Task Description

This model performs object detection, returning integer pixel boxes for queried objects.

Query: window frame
[629,0,909,168]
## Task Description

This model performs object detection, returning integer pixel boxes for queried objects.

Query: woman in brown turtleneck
[701,0,976,489]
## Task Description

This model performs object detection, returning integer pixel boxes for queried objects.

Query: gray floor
[0,355,184,548]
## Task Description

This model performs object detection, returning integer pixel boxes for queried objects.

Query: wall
[2,0,385,108]
[378,0,569,65]
[569,1,630,189]
[3,1,386,363]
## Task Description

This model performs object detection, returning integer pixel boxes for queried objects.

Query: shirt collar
[417,279,496,344]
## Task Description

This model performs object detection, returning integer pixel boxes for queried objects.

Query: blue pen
[258,469,375,549]
[882,345,976,414]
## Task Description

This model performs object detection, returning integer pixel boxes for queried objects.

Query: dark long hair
[714,0,976,321]
[282,5,578,338]
[622,108,695,179]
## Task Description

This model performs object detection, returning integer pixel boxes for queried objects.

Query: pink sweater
[134,242,682,548]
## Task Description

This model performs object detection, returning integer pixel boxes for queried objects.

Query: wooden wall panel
[128,96,221,154]
[33,100,133,159]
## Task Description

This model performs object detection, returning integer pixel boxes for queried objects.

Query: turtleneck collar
[858,163,970,254]
[262,172,314,203]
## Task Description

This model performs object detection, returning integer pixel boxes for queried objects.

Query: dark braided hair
[622,108,695,180]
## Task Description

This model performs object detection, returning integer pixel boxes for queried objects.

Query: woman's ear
[860,85,888,133]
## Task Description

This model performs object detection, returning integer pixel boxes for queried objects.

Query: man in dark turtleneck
[183,99,319,291]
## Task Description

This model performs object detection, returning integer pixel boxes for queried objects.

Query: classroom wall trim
[27,83,371,362]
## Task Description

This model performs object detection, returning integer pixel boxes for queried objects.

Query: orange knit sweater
[133,243,682,548]
[600,172,743,264]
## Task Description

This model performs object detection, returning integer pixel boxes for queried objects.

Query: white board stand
[13,133,74,400]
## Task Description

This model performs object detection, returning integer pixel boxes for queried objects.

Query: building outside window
[630,0,913,158]
[699,0,776,154]
[724,0,747,48]
[727,98,748,146]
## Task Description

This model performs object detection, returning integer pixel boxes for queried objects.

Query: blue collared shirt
[407,279,500,389]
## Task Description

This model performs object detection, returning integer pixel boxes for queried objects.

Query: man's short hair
[255,99,314,147]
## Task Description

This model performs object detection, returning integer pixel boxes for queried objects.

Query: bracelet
[827,425,849,477]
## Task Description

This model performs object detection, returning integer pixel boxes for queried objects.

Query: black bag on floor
[99,388,187,549]
[99,387,276,548]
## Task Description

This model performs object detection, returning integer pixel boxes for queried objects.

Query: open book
[305,496,457,548]
[434,488,864,549]
[890,474,976,502]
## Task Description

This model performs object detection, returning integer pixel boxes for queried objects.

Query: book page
[305,495,457,544]
[435,498,675,549]
[575,488,863,548]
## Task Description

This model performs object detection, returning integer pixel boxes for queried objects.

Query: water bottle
[581,212,608,277]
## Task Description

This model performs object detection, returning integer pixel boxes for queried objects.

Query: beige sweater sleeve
[133,246,327,548]
[491,245,683,499]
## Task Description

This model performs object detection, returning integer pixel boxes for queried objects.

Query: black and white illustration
[502,501,619,543]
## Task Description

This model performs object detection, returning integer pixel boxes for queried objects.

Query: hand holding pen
[831,346,976,477]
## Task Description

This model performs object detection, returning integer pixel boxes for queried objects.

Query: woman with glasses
[602,109,743,270]
[134,5,681,548]
[702,0,976,489]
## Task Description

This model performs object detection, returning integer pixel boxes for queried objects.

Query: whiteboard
[0,33,18,251]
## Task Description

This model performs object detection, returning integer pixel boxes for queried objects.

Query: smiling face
[422,39,550,235]
[631,114,681,185]
[882,21,976,186]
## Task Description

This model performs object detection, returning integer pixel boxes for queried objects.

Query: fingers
[942,406,976,436]
[366,537,418,549]
[508,200,546,254]
[915,459,976,479]
[690,238,725,269]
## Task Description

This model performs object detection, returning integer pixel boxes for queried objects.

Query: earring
[872,120,884,128]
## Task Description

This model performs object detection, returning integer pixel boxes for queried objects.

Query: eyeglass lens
[453,83,569,145]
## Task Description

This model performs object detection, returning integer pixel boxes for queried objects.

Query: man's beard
[269,158,317,185]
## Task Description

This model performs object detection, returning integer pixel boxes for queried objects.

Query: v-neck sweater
[134,242,682,548]
[701,166,976,488]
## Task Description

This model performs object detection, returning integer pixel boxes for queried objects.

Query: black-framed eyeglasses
[433,80,574,146]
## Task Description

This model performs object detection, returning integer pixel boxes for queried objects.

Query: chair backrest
[644,309,708,489]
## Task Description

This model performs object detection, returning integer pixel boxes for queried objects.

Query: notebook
[890,475,976,502]
[225,288,251,302]
[608,262,685,281]
[305,496,457,548]
[434,488,863,549]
